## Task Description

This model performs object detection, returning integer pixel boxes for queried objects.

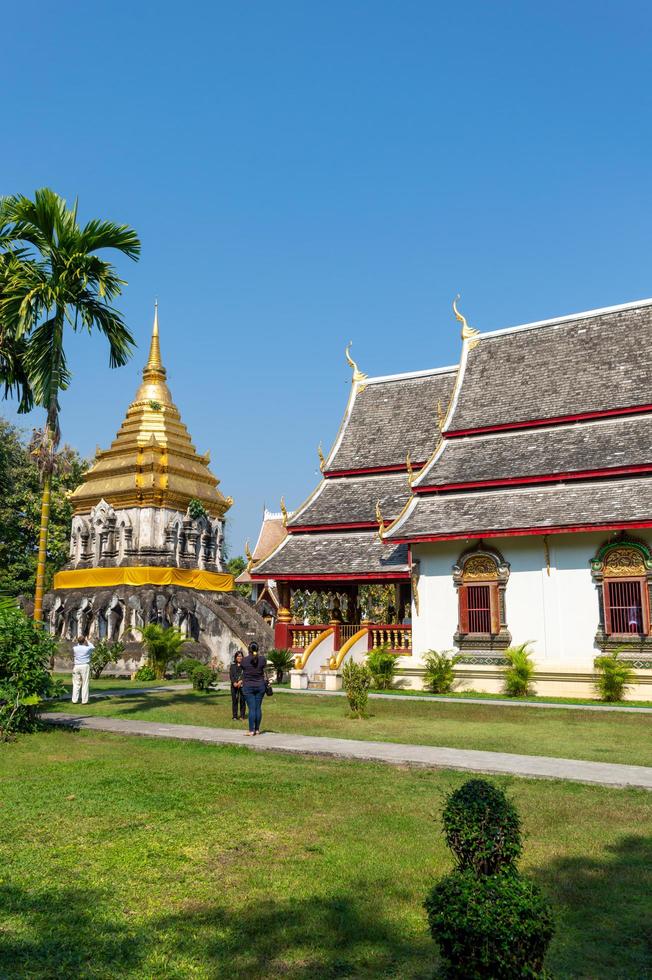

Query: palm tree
[139,624,187,679]
[0,189,140,621]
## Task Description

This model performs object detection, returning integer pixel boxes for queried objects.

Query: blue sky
[3,1,652,554]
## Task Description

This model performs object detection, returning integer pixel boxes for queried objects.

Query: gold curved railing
[329,627,369,670]
[294,627,335,670]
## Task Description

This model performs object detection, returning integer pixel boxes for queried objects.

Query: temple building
[251,299,652,697]
[44,306,272,669]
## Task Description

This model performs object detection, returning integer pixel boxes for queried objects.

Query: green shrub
[423,649,462,693]
[176,656,202,679]
[138,624,187,679]
[267,648,295,683]
[503,642,536,697]
[425,777,554,977]
[134,664,156,682]
[342,660,372,718]
[424,868,554,979]
[190,664,215,691]
[442,778,522,875]
[90,640,125,680]
[366,645,399,689]
[0,602,63,738]
[594,649,634,702]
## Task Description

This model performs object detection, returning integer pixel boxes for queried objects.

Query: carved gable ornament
[591,537,652,578]
[462,555,498,581]
[452,542,510,587]
[602,547,646,577]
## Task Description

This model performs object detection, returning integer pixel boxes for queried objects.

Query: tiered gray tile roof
[387,476,652,540]
[449,302,652,432]
[327,369,456,471]
[253,530,409,578]
[416,413,652,487]
[288,472,410,527]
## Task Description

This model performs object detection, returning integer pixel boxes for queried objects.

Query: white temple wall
[408,531,651,696]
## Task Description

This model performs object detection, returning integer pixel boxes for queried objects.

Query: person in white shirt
[71,635,94,705]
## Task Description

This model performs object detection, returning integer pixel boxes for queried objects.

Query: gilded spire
[144,300,166,379]
[68,303,232,518]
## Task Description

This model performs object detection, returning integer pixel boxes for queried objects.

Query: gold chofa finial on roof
[245,539,254,572]
[318,442,326,471]
[376,499,386,540]
[406,451,414,486]
[280,496,288,526]
[144,300,166,377]
[345,342,367,383]
[453,294,480,348]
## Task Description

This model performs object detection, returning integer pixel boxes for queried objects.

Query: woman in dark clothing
[230,651,246,721]
[241,641,267,735]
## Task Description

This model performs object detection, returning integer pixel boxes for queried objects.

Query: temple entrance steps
[199,591,274,653]
[307,674,327,690]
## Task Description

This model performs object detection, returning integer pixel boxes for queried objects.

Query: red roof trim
[415,464,652,494]
[287,521,379,533]
[388,519,652,545]
[324,462,425,478]
[250,570,410,582]
[445,404,652,438]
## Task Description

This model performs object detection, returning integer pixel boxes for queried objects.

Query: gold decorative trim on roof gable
[453,294,480,350]
[345,341,368,387]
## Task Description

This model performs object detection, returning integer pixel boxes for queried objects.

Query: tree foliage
[226,555,251,598]
[0,600,63,738]
[0,188,140,618]
[0,416,87,597]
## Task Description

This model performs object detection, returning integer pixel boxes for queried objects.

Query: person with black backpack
[241,642,269,735]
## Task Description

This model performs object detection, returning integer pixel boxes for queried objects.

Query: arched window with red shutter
[453,544,511,653]
[591,539,652,653]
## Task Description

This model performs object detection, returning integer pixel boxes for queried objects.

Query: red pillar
[275,581,292,649]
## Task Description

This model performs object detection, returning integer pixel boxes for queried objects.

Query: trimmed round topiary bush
[442,778,522,875]
[424,868,554,979]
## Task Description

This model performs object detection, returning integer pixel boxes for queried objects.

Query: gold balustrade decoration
[368,625,412,653]
[288,625,329,650]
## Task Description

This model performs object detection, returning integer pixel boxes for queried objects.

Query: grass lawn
[1,729,651,979]
[54,676,190,694]
[372,687,652,708]
[47,688,652,767]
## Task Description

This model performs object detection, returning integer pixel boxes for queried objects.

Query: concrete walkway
[42,712,652,790]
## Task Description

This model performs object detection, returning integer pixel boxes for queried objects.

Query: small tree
[90,639,125,679]
[423,649,462,694]
[425,778,554,978]
[594,649,634,702]
[342,660,372,718]
[366,646,399,689]
[266,648,295,683]
[139,624,187,679]
[0,600,63,738]
[503,642,536,697]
